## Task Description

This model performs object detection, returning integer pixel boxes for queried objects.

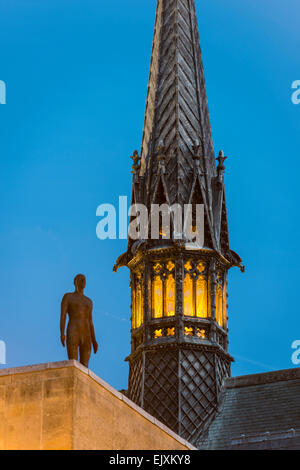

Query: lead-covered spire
[114,0,244,272]
[140,0,215,208]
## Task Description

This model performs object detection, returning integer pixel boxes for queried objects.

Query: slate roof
[197,368,300,450]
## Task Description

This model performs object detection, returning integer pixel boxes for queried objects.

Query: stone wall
[0,361,195,450]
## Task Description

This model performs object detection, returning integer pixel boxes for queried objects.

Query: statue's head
[74,274,86,291]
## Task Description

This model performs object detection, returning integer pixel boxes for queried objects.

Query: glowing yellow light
[196,328,206,338]
[166,327,175,337]
[197,262,205,273]
[208,277,211,318]
[154,329,163,338]
[152,275,163,318]
[184,273,194,316]
[196,276,207,318]
[165,274,175,317]
[184,261,192,271]
[153,263,162,273]
[216,284,223,327]
[184,327,194,336]
[131,278,143,329]
[223,284,227,328]
[166,260,175,271]
[131,287,136,329]
[135,282,142,328]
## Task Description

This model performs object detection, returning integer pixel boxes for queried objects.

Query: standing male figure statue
[60,274,98,368]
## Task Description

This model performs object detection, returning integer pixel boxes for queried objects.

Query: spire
[114,0,244,272]
[140,0,215,208]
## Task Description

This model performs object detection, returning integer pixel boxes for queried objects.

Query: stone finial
[130,150,141,173]
[216,150,227,171]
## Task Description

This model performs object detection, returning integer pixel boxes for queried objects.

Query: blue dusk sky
[0,0,299,390]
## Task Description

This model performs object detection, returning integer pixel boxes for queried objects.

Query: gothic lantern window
[216,284,223,327]
[184,261,209,318]
[166,327,175,337]
[151,261,175,318]
[154,329,163,339]
[132,273,143,329]
[131,287,136,329]
[152,275,163,318]
[223,283,228,328]
[196,276,208,318]
[184,326,194,336]
[216,275,227,329]
[183,273,194,316]
[165,274,175,317]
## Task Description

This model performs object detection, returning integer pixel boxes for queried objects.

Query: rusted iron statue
[60,274,98,368]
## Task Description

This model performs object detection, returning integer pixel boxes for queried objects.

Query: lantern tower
[114,0,243,444]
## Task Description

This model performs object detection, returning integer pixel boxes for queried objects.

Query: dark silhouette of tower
[114,0,243,445]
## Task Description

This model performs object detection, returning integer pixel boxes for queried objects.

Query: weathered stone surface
[0,360,195,450]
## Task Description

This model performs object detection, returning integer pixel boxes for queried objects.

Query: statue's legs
[66,334,79,361]
[66,324,92,367]
[79,341,92,368]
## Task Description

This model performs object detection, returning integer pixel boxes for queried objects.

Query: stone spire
[114,0,244,271]
[140,0,215,209]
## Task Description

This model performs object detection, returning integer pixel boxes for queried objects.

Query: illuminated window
[154,329,163,339]
[196,328,206,338]
[223,284,227,328]
[152,275,163,318]
[208,277,211,318]
[131,275,143,329]
[197,262,205,273]
[184,327,194,336]
[184,261,210,319]
[216,283,223,327]
[184,273,194,316]
[153,263,162,273]
[184,261,192,272]
[165,274,175,317]
[196,276,207,318]
[135,282,142,328]
[131,287,136,329]
[166,327,175,337]
[151,261,176,318]
[166,260,175,271]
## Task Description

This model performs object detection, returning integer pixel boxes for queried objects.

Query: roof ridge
[225,367,300,389]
